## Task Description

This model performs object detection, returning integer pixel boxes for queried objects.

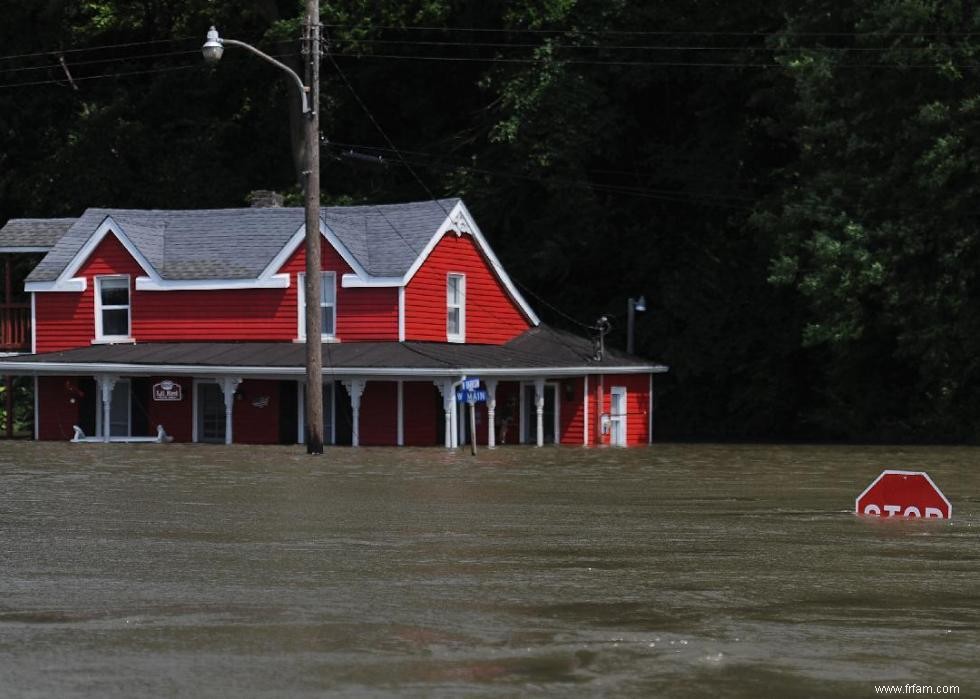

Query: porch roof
[0,326,667,378]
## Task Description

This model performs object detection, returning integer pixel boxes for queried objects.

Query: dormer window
[95,276,131,341]
[447,273,465,343]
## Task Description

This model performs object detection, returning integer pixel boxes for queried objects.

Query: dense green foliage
[2,0,979,441]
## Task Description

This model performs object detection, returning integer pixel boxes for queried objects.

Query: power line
[0,51,301,91]
[324,42,454,220]
[325,141,760,209]
[2,48,201,75]
[0,62,200,90]
[0,36,195,63]
[328,37,979,54]
[323,48,599,335]
[323,23,980,38]
[0,25,975,67]
[328,51,979,70]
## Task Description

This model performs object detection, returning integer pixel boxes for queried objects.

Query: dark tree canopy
[2,0,979,441]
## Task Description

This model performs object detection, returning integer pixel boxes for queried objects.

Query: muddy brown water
[0,442,977,697]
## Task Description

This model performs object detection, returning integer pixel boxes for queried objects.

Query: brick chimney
[247,190,284,208]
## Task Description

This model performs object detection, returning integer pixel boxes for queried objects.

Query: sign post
[855,470,952,519]
[456,377,485,456]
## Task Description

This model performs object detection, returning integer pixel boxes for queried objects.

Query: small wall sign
[152,380,183,402]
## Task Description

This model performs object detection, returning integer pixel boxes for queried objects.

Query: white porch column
[534,378,545,447]
[485,378,498,449]
[219,377,242,445]
[98,375,118,443]
[342,379,366,447]
[435,379,454,448]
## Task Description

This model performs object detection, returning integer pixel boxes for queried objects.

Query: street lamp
[627,295,646,355]
[203,10,325,454]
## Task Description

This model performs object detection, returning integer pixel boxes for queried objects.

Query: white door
[609,386,627,447]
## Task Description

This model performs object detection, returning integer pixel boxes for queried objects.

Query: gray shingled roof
[22,199,459,283]
[0,218,76,248]
[0,326,667,373]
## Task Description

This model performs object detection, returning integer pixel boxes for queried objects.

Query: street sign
[855,470,952,519]
[462,377,481,390]
[456,389,487,403]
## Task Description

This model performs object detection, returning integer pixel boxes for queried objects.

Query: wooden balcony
[0,305,31,352]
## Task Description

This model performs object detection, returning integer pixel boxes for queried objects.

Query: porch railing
[0,305,31,352]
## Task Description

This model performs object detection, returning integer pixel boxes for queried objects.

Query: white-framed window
[447,273,465,343]
[95,275,131,340]
[297,271,337,340]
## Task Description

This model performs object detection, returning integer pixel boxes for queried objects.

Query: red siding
[35,234,144,353]
[403,381,439,446]
[134,289,294,341]
[278,242,399,341]
[359,380,397,446]
[34,229,399,348]
[338,287,398,341]
[405,233,530,344]
[232,379,280,444]
[146,377,193,443]
[619,373,651,446]
[592,373,650,446]
[559,377,586,446]
[37,376,81,440]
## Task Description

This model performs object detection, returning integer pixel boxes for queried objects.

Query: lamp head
[634,295,646,312]
[202,26,224,63]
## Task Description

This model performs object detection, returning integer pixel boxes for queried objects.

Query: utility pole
[202,7,324,454]
[302,1,324,454]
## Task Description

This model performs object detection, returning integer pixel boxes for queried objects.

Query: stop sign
[856,470,952,519]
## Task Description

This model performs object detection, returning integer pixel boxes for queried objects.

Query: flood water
[0,443,977,697]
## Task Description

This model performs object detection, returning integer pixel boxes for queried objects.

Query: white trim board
[136,275,289,291]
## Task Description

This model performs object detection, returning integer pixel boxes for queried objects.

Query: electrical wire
[0,51,301,90]
[324,48,603,335]
[323,23,980,38]
[2,48,201,74]
[0,62,201,90]
[0,36,196,63]
[328,51,980,69]
[325,48,452,217]
[328,37,978,54]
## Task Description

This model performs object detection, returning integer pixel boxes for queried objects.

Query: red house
[0,199,666,447]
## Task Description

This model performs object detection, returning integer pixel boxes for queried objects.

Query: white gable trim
[448,202,539,326]
[28,216,160,292]
[61,216,160,282]
[337,201,540,325]
[263,221,369,279]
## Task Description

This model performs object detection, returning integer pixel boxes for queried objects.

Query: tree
[759,0,980,438]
